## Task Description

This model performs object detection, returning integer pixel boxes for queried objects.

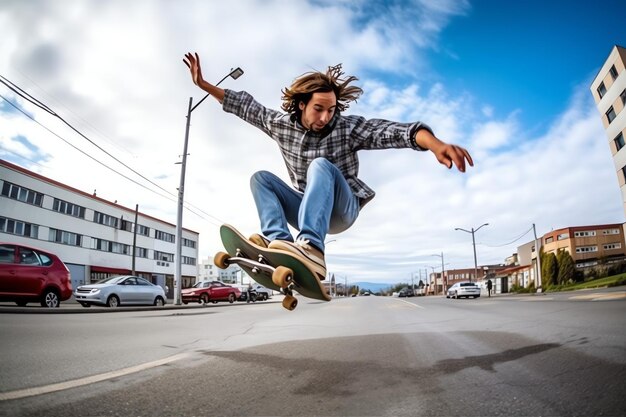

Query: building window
[91,238,129,254]
[137,225,150,236]
[557,233,569,240]
[182,256,197,265]
[545,236,554,244]
[120,220,133,232]
[182,237,196,249]
[52,198,86,218]
[0,216,39,238]
[1,182,44,206]
[606,106,616,124]
[154,251,174,263]
[602,228,620,235]
[615,132,625,151]
[48,228,82,246]
[134,247,149,258]
[576,246,598,253]
[93,211,119,228]
[604,243,622,250]
[610,65,618,80]
[597,82,607,98]
[155,230,175,243]
[574,231,596,237]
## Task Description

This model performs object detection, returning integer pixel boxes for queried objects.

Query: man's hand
[415,128,473,173]
[183,52,203,87]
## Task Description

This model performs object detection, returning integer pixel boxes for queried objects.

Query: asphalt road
[0,288,625,416]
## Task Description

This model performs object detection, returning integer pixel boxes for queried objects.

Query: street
[0,288,625,416]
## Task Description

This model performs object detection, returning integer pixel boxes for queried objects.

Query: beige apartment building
[541,224,626,268]
[590,45,626,216]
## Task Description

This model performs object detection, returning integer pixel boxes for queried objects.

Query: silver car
[74,275,166,307]
[446,282,481,299]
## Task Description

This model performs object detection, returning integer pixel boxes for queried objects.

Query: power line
[479,225,534,248]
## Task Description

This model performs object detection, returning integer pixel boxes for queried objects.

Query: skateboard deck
[215,224,330,310]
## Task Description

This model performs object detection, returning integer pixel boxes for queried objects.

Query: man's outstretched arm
[414,128,473,173]
[183,52,226,103]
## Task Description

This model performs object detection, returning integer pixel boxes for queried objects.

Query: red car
[181,280,241,304]
[0,242,73,307]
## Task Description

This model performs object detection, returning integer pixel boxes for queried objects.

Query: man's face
[299,91,337,132]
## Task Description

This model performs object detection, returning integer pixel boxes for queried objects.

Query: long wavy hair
[281,64,363,116]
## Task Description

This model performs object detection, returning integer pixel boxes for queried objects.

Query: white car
[446,282,481,299]
[74,275,167,307]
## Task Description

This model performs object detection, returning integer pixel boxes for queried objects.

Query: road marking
[0,352,190,401]
[390,298,425,309]
[569,292,626,301]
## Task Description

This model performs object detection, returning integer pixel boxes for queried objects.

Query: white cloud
[0,0,622,285]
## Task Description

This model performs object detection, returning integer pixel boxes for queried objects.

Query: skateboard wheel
[272,266,293,288]
[282,295,298,311]
[214,251,230,269]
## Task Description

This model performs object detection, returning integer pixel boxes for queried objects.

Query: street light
[174,67,244,305]
[454,223,489,283]
[431,252,446,294]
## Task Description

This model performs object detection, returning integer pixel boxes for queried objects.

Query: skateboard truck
[215,251,298,310]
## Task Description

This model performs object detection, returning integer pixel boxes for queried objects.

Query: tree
[541,252,558,287]
[556,249,575,284]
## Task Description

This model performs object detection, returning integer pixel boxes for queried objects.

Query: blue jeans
[250,158,360,253]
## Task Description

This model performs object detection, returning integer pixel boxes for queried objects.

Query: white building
[198,255,248,285]
[0,159,199,297]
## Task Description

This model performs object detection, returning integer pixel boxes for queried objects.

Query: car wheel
[454,291,458,299]
[200,294,209,304]
[79,302,91,308]
[154,296,165,307]
[228,293,235,303]
[106,295,120,307]
[41,289,60,308]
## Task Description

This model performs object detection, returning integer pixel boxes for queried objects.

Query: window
[557,233,569,240]
[182,238,196,249]
[182,256,196,265]
[52,198,86,218]
[136,225,150,236]
[574,231,596,237]
[606,106,616,124]
[134,247,149,258]
[615,132,625,151]
[545,236,554,244]
[602,229,620,235]
[597,82,607,98]
[604,243,622,250]
[48,228,82,246]
[155,230,175,243]
[610,65,618,80]
[91,238,129,254]
[576,246,598,253]
[0,216,39,238]
[1,182,44,206]
[93,211,119,228]
[154,251,174,263]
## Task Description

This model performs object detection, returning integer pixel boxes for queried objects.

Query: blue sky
[1,0,625,284]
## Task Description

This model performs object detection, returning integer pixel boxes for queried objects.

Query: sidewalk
[0,298,279,314]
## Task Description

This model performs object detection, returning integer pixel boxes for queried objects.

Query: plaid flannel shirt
[222,89,431,207]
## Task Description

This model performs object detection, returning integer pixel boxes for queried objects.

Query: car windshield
[96,276,130,285]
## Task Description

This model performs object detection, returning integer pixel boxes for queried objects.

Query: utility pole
[131,204,138,275]
[533,223,543,292]
[455,223,489,282]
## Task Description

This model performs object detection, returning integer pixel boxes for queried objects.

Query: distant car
[74,275,166,307]
[446,282,481,299]
[251,284,271,301]
[398,287,415,297]
[182,280,240,304]
[0,242,73,307]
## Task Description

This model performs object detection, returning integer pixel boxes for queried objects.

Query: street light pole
[431,252,446,294]
[174,67,244,305]
[455,223,489,283]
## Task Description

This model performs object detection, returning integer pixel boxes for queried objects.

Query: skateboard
[214,224,330,311]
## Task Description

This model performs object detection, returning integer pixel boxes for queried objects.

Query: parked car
[446,282,481,299]
[74,275,166,307]
[0,242,72,307]
[182,280,240,304]
[251,284,271,301]
[398,287,415,297]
